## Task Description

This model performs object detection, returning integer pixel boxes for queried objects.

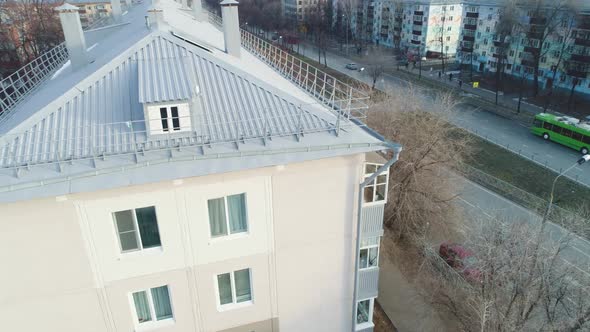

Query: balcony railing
[0,43,68,120]
[361,204,385,237]
[464,24,477,30]
[570,54,590,63]
[358,268,379,300]
[209,12,369,119]
[567,68,588,78]
[463,35,475,42]
[575,38,590,47]
[466,12,479,18]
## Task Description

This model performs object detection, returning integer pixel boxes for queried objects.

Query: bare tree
[543,14,576,111]
[366,88,472,240]
[493,0,519,105]
[365,48,391,89]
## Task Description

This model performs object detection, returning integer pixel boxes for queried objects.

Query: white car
[345,63,359,70]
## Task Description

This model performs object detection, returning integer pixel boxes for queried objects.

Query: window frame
[207,193,249,240]
[355,298,375,329]
[359,237,380,270]
[129,285,175,330]
[113,206,162,254]
[363,163,389,206]
[215,268,254,311]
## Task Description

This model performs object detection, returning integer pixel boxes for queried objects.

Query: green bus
[531,113,590,155]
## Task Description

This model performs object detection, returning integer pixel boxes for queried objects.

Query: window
[356,298,374,326]
[216,269,252,307]
[533,119,543,128]
[208,193,248,237]
[482,51,487,57]
[486,26,490,33]
[558,36,564,43]
[363,163,389,204]
[553,50,560,58]
[450,5,454,11]
[113,206,161,252]
[477,32,481,38]
[507,64,512,70]
[483,38,488,45]
[446,36,450,41]
[146,103,191,135]
[543,122,553,131]
[359,237,380,269]
[131,286,173,326]
[487,14,492,20]
[447,26,452,31]
[541,56,546,63]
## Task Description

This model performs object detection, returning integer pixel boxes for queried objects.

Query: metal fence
[0,43,69,121]
[207,11,369,120]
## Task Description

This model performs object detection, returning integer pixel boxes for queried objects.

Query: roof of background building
[0,0,393,203]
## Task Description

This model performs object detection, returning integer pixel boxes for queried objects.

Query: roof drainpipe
[192,0,204,20]
[110,0,123,22]
[55,3,90,70]
[220,0,240,58]
[147,4,165,30]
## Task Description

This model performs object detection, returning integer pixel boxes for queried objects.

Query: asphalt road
[298,43,590,187]
[456,175,590,282]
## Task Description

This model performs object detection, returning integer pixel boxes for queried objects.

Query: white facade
[0,155,374,332]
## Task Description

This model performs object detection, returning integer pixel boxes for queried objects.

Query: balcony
[521,59,535,67]
[524,46,540,54]
[413,20,423,26]
[393,26,401,32]
[567,68,588,78]
[576,16,590,30]
[527,31,543,39]
[529,17,547,25]
[413,30,422,36]
[493,40,503,47]
[361,204,385,237]
[570,54,590,62]
[411,39,422,45]
[380,33,388,39]
[464,24,477,30]
[493,53,507,59]
[358,268,380,300]
[395,17,403,23]
[463,35,475,42]
[462,47,474,52]
[575,38,590,47]
[414,10,423,15]
[466,12,479,18]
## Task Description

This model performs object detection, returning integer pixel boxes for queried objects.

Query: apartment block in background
[0,0,400,331]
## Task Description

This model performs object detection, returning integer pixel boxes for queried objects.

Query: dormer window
[145,102,192,136]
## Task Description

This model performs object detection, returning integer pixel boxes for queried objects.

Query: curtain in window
[227,194,248,233]
[208,198,227,237]
[133,291,152,323]
[135,206,162,248]
[359,249,368,269]
[234,269,252,303]
[114,210,139,251]
[217,273,233,305]
[151,286,173,320]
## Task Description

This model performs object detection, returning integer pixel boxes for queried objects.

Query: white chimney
[55,3,89,69]
[147,4,165,30]
[220,0,240,57]
[125,0,132,7]
[192,0,204,20]
[111,0,123,22]
[181,0,188,9]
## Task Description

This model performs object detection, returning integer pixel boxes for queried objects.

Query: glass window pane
[160,107,169,132]
[234,269,252,303]
[363,186,374,203]
[208,198,228,237]
[359,249,368,269]
[365,164,377,175]
[119,232,140,252]
[228,193,248,234]
[377,174,387,184]
[171,106,180,131]
[376,184,386,201]
[368,247,379,268]
[356,299,370,324]
[135,206,162,249]
[217,273,233,305]
[132,291,152,323]
[115,210,135,232]
[151,286,173,321]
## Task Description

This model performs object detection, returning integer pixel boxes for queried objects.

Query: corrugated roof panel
[0,33,336,168]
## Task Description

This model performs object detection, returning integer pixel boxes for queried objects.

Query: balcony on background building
[493,40,503,47]
[414,20,423,26]
[493,53,507,59]
[570,54,590,63]
[466,12,479,18]
[527,31,543,40]
[575,38,590,47]
[462,47,473,52]
[529,17,547,25]
[413,30,422,36]
[414,11,423,16]
[576,15,590,30]
[380,33,388,39]
[567,68,588,78]
[393,26,401,32]
[464,24,477,30]
[411,39,421,45]
[463,35,475,42]
[521,59,535,67]
[524,45,540,54]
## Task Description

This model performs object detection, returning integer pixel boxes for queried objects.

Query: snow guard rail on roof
[207,11,370,120]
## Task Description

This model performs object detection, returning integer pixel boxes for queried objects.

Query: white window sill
[217,300,253,312]
[118,246,164,260]
[135,318,175,332]
[209,231,249,244]
[362,200,387,207]
[355,322,375,331]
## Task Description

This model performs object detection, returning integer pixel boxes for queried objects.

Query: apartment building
[69,0,115,27]
[0,0,400,331]
[283,0,327,22]
[351,0,463,58]
[457,1,590,97]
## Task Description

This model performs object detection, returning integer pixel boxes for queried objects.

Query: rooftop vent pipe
[147,4,165,30]
[55,3,90,70]
[111,0,123,22]
[220,0,240,58]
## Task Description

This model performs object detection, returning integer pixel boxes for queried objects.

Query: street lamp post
[542,154,590,225]
[418,43,423,79]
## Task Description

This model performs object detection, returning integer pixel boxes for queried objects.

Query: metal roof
[0,0,387,202]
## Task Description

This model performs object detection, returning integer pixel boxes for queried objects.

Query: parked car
[439,242,482,283]
[345,63,359,70]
